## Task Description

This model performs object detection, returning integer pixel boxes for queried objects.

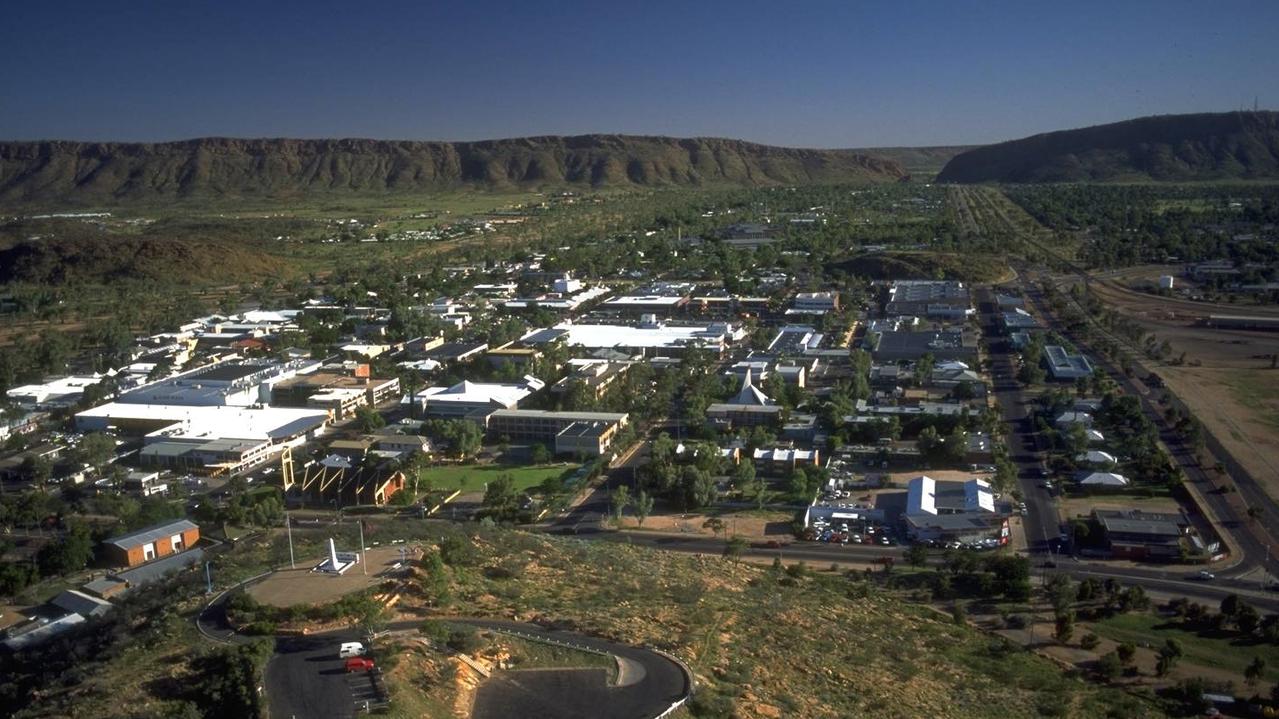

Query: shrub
[446,626,484,653]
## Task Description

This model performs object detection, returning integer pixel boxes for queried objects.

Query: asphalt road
[461,619,690,719]
[975,288,1063,553]
[197,583,691,719]
[577,525,1279,613]
[1020,277,1279,583]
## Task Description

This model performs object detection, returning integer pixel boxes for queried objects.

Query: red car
[345,657,376,673]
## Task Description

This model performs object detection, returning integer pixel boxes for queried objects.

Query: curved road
[197,587,691,719]
[461,619,689,719]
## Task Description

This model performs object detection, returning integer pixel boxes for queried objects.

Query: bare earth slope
[938,111,1279,183]
[0,135,907,206]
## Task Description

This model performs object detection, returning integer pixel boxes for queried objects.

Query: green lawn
[417,463,575,494]
[1090,611,1279,681]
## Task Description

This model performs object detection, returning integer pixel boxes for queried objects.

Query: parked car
[339,642,366,658]
[345,657,376,672]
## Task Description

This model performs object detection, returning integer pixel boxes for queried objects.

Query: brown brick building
[103,519,200,568]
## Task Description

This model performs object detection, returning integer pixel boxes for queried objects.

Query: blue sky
[2,0,1277,147]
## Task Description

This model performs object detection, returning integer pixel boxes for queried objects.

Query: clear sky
[2,0,1277,147]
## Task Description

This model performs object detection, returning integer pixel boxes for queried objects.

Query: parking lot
[266,632,388,719]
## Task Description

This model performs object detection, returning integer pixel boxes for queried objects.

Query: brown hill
[0,135,907,206]
[0,235,286,285]
[937,111,1279,183]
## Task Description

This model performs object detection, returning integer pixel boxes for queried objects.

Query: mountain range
[0,135,907,206]
[937,111,1279,183]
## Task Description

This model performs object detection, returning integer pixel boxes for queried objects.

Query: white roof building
[523,320,740,354]
[1078,471,1129,487]
[906,476,996,517]
[415,376,545,419]
[1055,411,1093,429]
[76,403,331,442]
[6,375,108,408]
[1075,450,1118,466]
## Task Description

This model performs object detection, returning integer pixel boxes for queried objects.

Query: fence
[474,625,611,659]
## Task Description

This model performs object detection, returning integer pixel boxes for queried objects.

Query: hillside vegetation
[833,250,1011,283]
[0,233,286,285]
[0,136,907,206]
[937,111,1279,183]
[407,527,1162,719]
[854,145,977,177]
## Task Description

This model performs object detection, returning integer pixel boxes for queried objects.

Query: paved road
[1020,277,1278,583]
[198,583,690,719]
[975,287,1062,553]
[462,619,690,719]
[580,526,1279,612]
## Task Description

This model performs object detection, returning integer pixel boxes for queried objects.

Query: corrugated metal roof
[105,519,199,550]
[51,589,113,618]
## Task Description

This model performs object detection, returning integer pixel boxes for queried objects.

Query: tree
[353,595,389,637]
[1080,633,1100,651]
[1076,577,1102,603]
[481,475,519,522]
[951,381,975,401]
[904,544,928,568]
[1054,611,1075,644]
[1237,603,1262,636]
[633,490,654,528]
[1116,642,1137,666]
[354,406,386,433]
[439,534,477,566]
[530,443,552,465]
[681,466,717,510]
[36,522,93,576]
[1221,593,1243,618]
[420,551,450,605]
[19,455,53,490]
[703,517,726,539]
[913,352,936,388]
[732,460,756,492]
[1156,639,1183,676]
[723,536,747,562]
[77,432,117,474]
[1046,574,1074,615]
[1246,656,1266,687]
[1096,651,1123,682]
[610,485,631,523]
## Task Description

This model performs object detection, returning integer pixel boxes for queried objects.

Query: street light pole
[359,520,367,575]
[286,512,295,569]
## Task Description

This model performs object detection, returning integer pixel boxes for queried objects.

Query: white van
[339,642,365,658]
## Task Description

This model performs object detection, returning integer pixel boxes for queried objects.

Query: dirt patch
[1160,366,1279,497]
[1084,276,1279,500]
[1057,495,1182,522]
[615,510,795,539]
